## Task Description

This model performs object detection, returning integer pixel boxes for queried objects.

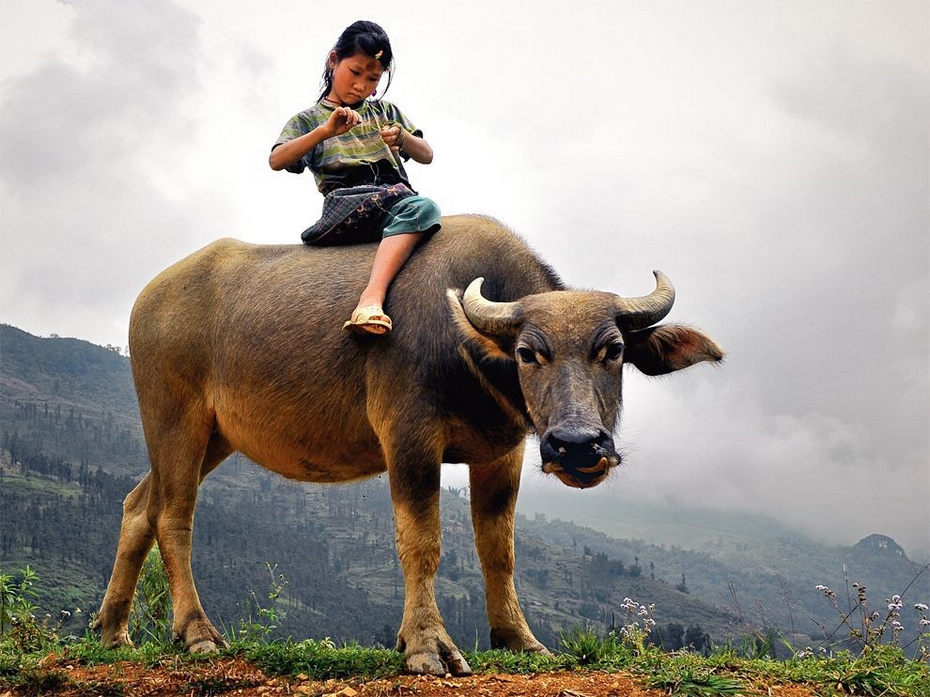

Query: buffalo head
[451,272,723,489]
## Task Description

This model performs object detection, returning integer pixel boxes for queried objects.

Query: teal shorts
[381,196,442,238]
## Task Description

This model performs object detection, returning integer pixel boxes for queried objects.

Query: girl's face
[327,51,385,106]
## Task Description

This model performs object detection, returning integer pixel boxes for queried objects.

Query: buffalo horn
[462,277,523,337]
[614,271,676,330]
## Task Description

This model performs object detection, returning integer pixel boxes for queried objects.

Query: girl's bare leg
[356,232,424,309]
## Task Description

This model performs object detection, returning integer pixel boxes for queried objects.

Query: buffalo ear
[446,288,515,360]
[624,325,724,376]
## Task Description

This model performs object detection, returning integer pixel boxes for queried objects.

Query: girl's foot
[343,305,392,335]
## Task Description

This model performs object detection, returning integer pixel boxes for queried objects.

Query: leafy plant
[241,638,405,679]
[0,565,39,635]
[0,565,70,653]
[560,627,622,665]
[647,665,746,696]
[128,547,172,644]
[227,563,288,644]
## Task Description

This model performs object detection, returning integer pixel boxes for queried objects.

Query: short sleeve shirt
[273,99,423,194]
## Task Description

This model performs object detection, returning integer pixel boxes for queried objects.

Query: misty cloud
[0,0,207,340]
[1,1,927,557]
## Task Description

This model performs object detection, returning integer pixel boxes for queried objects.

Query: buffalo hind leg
[470,443,548,653]
[155,427,231,652]
[95,424,230,652]
[385,435,472,676]
[93,473,156,648]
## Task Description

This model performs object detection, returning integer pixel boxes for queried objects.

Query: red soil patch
[2,655,821,697]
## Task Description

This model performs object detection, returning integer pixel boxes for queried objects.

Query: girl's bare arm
[400,131,434,164]
[269,107,362,171]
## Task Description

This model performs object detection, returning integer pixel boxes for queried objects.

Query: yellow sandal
[343,305,393,335]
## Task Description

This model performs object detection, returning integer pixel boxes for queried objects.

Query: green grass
[2,561,927,695]
[0,473,82,498]
[1,635,929,696]
[236,638,405,679]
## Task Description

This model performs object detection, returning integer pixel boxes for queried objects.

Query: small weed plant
[807,563,930,660]
[226,562,288,644]
[0,565,75,654]
[0,566,39,635]
[558,595,656,667]
[617,596,657,654]
[128,547,172,644]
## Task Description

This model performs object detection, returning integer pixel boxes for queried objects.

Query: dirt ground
[2,655,823,697]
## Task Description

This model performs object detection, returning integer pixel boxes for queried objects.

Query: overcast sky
[1,1,927,558]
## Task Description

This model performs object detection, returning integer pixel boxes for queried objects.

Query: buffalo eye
[516,347,538,364]
[604,342,624,362]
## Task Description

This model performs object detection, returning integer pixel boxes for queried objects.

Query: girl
[269,20,440,335]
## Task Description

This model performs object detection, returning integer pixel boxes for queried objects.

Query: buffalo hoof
[173,616,228,654]
[397,625,472,676]
[91,616,133,650]
[188,639,220,654]
[489,627,550,654]
[101,631,133,650]
[406,650,472,677]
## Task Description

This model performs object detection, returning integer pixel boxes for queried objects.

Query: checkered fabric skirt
[301,183,416,246]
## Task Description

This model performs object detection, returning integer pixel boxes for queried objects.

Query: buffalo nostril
[542,428,615,470]
[544,429,611,453]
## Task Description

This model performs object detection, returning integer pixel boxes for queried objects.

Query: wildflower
[915,603,929,612]
[815,584,836,598]
[892,594,902,603]
[920,619,930,627]
[60,610,71,619]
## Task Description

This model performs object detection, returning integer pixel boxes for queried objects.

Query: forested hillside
[1,325,146,477]
[1,325,738,650]
[1,324,925,653]
[1,451,738,650]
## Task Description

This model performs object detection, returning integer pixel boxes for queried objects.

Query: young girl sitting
[269,20,440,336]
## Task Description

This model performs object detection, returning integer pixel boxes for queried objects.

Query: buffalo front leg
[470,444,548,653]
[387,441,472,676]
[93,474,156,648]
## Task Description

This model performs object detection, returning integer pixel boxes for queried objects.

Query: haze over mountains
[1,324,927,651]
[3,0,927,565]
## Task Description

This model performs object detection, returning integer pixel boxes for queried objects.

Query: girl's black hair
[319,20,394,103]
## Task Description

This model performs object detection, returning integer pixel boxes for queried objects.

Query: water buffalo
[94,214,723,675]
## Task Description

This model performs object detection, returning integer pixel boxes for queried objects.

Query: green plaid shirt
[273,99,422,194]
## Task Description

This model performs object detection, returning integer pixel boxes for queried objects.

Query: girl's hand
[326,107,362,137]
[379,124,406,152]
